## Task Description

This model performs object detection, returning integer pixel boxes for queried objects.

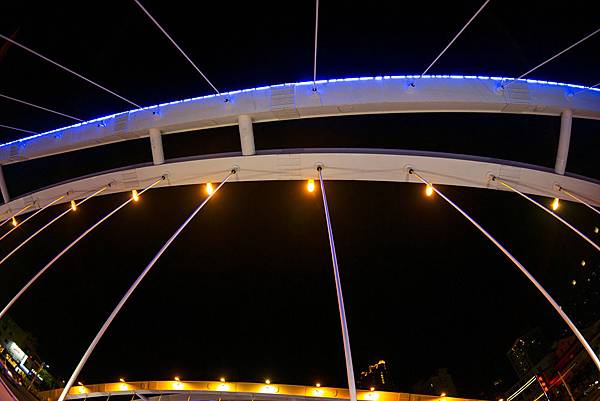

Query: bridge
[38,380,486,401]
[1,2,600,399]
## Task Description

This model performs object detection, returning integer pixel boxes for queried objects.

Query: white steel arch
[1,150,599,220]
[0,76,599,165]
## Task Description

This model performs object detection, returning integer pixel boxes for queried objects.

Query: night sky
[0,0,599,399]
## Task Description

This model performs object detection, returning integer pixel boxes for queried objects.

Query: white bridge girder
[1,150,599,220]
[0,76,599,165]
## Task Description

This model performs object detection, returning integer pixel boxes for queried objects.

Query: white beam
[1,150,599,221]
[238,115,256,156]
[555,110,572,175]
[149,128,165,165]
[1,77,599,165]
[0,165,9,203]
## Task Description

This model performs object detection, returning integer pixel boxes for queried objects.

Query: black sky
[0,0,599,399]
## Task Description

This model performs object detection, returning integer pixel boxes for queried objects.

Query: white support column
[149,128,165,165]
[0,165,9,204]
[555,110,572,175]
[238,115,256,156]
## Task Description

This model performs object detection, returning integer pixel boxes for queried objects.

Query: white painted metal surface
[238,115,256,156]
[1,150,598,220]
[1,77,599,165]
[0,165,9,203]
[555,110,572,175]
[149,128,165,165]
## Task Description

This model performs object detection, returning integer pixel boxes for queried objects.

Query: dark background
[0,0,599,398]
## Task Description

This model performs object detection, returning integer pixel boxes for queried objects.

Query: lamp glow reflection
[206,182,214,195]
[425,185,434,197]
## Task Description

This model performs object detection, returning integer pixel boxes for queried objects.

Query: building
[0,315,60,391]
[503,319,600,401]
[506,328,547,378]
[357,360,394,391]
[412,368,457,397]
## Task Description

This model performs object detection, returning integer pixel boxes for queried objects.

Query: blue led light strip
[1,75,599,149]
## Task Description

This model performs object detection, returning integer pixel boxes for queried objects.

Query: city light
[551,197,559,211]
[581,260,586,267]
[572,279,577,286]
[425,184,434,197]
[307,179,315,192]
[206,182,214,195]
[132,189,140,202]
[11,217,17,227]
[71,200,77,211]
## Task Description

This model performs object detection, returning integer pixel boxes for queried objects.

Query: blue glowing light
[1,75,598,149]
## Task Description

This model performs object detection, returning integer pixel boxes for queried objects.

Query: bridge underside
[38,380,486,401]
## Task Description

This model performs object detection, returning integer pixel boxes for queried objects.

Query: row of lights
[6,178,575,227]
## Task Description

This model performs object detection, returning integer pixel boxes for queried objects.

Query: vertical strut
[317,166,357,401]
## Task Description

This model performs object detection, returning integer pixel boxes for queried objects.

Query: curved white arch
[0,76,599,165]
[1,149,599,219]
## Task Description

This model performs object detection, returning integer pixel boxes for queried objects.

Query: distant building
[412,368,457,396]
[357,360,394,391]
[0,315,60,391]
[503,319,600,401]
[506,328,547,378]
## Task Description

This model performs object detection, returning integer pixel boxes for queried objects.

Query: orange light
[551,197,559,211]
[316,383,321,388]
[425,185,434,197]
[132,189,140,202]
[307,179,315,193]
[119,378,125,383]
[206,182,214,195]
[71,200,77,211]
[174,376,180,381]
[77,382,83,386]
[370,387,375,392]
[441,393,446,397]
[11,217,17,227]
[265,379,271,384]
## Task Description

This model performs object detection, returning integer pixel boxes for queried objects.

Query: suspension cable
[409,169,600,372]
[0,204,33,228]
[317,166,357,401]
[0,195,65,242]
[131,0,220,95]
[503,27,600,88]
[0,93,83,122]
[312,0,320,91]
[0,123,36,135]
[0,186,108,268]
[56,169,236,401]
[0,177,164,321]
[556,185,600,216]
[493,176,599,252]
[572,81,600,96]
[0,33,141,109]
[419,0,491,78]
